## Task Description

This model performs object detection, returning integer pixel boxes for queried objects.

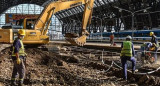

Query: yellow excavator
[0,0,94,46]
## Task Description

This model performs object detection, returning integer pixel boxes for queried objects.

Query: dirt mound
[0,46,119,86]
[0,47,109,86]
[1,45,160,86]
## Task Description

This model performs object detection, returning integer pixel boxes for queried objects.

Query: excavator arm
[76,0,94,46]
[34,0,94,46]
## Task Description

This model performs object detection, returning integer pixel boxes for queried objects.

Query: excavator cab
[16,18,36,29]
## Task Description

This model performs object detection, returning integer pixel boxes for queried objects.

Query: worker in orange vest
[110,32,115,46]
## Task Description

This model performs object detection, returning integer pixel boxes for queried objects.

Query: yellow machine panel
[11,29,49,44]
[23,30,49,44]
[0,29,13,43]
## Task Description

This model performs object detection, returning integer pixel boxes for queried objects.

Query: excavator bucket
[65,33,87,46]
[76,35,87,46]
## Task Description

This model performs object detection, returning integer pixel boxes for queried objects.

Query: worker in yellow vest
[150,32,159,63]
[120,35,136,80]
[11,29,26,86]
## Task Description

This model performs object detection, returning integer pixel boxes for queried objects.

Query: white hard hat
[126,35,132,40]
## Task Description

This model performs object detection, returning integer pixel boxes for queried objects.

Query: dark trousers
[110,39,114,46]
[121,56,136,80]
[11,56,25,83]
[154,47,158,62]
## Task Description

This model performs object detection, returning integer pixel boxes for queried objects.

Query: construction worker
[150,32,159,63]
[140,42,152,64]
[120,35,136,80]
[110,32,114,46]
[11,29,26,86]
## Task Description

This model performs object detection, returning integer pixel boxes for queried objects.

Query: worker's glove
[16,58,21,64]
[149,47,155,51]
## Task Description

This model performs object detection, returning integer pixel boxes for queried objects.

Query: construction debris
[0,45,160,86]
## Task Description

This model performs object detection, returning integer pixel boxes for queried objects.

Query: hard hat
[18,29,25,35]
[150,32,154,36]
[126,35,132,40]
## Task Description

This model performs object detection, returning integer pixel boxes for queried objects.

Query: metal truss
[1,0,160,35]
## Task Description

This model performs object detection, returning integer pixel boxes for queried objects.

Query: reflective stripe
[19,78,23,81]
[11,78,16,80]
[12,39,25,56]
[156,42,159,47]
[19,40,25,55]
[120,41,132,57]
[12,47,16,56]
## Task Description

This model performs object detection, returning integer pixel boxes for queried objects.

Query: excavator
[0,0,94,46]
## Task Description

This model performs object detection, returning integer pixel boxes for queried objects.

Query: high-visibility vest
[151,35,159,47]
[12,39,25,56]
[120,41,132,57]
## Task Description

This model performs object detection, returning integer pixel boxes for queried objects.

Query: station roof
[0,0,160,30]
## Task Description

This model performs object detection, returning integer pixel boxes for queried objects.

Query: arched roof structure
[1,0,160,34]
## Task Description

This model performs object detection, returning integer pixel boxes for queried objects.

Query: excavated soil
[0,44,160,86]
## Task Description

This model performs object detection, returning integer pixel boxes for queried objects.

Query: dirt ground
[0,44,160,86]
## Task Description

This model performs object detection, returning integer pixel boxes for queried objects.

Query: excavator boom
[34,0,94,46]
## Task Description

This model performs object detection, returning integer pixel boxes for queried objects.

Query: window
[0,4,62,39]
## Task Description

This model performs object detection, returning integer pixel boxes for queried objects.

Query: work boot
[18,80,23,86]
[18,83,23,86]
[132,70,135,74]
[123,77,127,81]
[132,69,138,74]
[11,80,17,86]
